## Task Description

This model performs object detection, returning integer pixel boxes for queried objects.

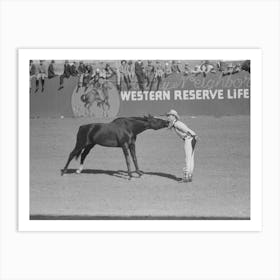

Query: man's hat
[51,60,55,63]
[166,109,180,120]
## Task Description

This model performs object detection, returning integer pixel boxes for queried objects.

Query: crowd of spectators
[29,60,250,93]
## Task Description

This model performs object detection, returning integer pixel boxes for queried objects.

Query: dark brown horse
[61,115,169,179]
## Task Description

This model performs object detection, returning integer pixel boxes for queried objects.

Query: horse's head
[144,114,169,130]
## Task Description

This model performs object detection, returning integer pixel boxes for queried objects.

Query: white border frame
[18,48,262,232]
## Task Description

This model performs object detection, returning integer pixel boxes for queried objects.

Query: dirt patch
[30,115,250,219]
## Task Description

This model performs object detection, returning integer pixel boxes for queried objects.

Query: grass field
[30,115,250,219]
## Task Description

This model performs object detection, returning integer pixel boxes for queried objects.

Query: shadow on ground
[62,169,182,181]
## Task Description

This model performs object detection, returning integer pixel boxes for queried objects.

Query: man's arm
[175,121,196,137]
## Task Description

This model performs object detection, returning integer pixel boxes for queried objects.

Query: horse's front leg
[129,143,143,177]
[122,144,132,179]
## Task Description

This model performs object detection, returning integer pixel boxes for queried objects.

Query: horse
[81,80,112,117]
[80,88,103,116]
[61,115,169,179]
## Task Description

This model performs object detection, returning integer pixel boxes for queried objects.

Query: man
[171,60,181,74]
[119,60,130,91]
[154,61,164,90]
[104,63,114,79]
[134,60,145,91]
[145,60,155,90]
[36,60,47,92]
[183,63,190,76]
[70,61,78,76]
[29,60,37,93]
[241,60,250,73]
[48,60,56,79]
[166,109,198,182]
[200,60,216,77]
[83,64,95,91]
[76,61,87,92]
[164,62,172,78]
[59,60,71,90]
[127,60,134,85]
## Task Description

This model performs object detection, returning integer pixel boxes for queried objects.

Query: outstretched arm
[175,121,196,137]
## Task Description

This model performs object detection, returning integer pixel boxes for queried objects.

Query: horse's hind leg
[61,146,83,175]
[76,144,95,174]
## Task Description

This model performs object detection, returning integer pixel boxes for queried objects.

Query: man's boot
[179,168,189,183]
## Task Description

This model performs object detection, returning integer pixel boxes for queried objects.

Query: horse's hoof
[136,170,144,176]
[76,169,82,174]
[61,170,65,176]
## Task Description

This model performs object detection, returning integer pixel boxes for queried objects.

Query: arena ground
[30,115,250,219]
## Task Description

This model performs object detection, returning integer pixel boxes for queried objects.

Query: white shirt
[170,120,196,140]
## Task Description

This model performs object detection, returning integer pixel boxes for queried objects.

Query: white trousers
[184,136,195,175]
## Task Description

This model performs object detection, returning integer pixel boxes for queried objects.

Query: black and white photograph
[18,49,260,229]
[2,1,280,280]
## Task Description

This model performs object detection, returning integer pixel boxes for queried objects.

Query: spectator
[216,60,223,72]
[164,62,172,77]
[183,63,190,76]
[200,60,215,77]
[59,60,71,90]
[241,60,250,73]
[48,60,56,79]
[100,67,108,79]
[104,63,114,79]
[145,60,155,90]
[154,61,164,91]
[127,60,134,83]
[29,60,37,93]
[83,64,94,91]
[70,61,78,76]
[36,60,47,92]
[192,64,202,76]
[171,60,181,73]
[76,61,87,92]
[86,64,94,77]
[119,60,131,91]
[134,60,145,91]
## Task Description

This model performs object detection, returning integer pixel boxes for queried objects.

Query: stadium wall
[30,72,250,118]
